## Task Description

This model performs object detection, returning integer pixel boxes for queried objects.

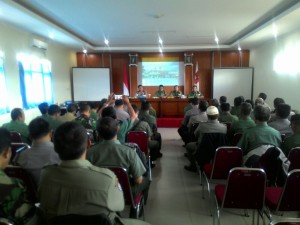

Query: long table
[130,98,190,117]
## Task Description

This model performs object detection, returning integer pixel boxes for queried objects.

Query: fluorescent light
[104,39,109,45]
[158,37,163,45]
[238,46,242,51]
[159,47,163,53]
[214,36,219,44]
[272,23,278,38]
[83,49,87,54]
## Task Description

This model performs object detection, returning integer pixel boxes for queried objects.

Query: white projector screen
[72,68,110,101]
[213,68,254,106]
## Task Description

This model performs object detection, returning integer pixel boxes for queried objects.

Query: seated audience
[131,104,161,160]
[38,122,150,225]
[237,105,281,156]
[169,85,182,97]
[258,92,271,109]
[44,104,62,131]
[184,106,227,172]
[59,103,77,122]
[75,103,97,130]
[230,96,244,118]
[218,96,227,112]
[2,108,30,144]
[209,98,219,108]
[187,100,208,131]
[87,117,151,203]
[268,103,293,136]
[187,85,203,98]
[182,97,200,126]
[282,114,300,156]
[102,95,137,144]
[15,118,60,185]
[114,99,130,121]
[89,101,99,121]
[229,102,255,139]
[184,98,193,113]
[154,84,167,98]
[0,128,36,225]
[135,85,147,98]
[219,103,238,123]
[38,102,49,119]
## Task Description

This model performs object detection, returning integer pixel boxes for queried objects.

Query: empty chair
[287,147,300,172]
[214,167,266,225]
[106,166,145,220]
[49,214,113,225]
[202,147,243,200]
[265,169,300,222]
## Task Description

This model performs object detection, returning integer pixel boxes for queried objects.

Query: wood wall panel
[76,50,250,100]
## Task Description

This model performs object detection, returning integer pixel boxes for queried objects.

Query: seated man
[282,114,300,156]
[154,84,167,98]
[0,128,35,225]
[219,103,238,123]
[169,85,182,97]
[89,101,99,121]
[75,103,97,130]
[184,106,227,172]
[87,117,151,203]
[15,118,60,185]
[187,85,203,98]
[230,96,244,118]
[38,122,150,225]
[238,105,281,156]
[268,103,293,136]
[135,85,147,98]
[59,103,77,122]
[187,100,208,131]
[114,99,130,121]
[2,108,30,144]
[43,104,62,131]
[38,102,49,119]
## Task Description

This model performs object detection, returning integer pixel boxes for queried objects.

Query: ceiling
[0,0,300,52]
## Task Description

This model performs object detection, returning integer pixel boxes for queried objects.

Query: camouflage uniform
[169,90,182,97]
[154,90,167,97]
[75,114,97,130]
[0,169,35,225]
[187,91,202,98]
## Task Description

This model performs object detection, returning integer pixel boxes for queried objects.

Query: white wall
[250,30,300,112]
[0,22,77,125]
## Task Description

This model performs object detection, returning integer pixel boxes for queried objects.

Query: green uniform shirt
[2,121,29,144]
[184,104,193,113]
[237,122,282,155]
[138,111,157,131]
[131,119,153,137]
[154,90,167,97]
[87,140,146,181]
[230,106,241,118]
[42,116,63,131]
[187,91,202,98]
[219,112,238,123]
[38,160,123,222]
[230,117,256,135]
[74,114,97,130]
[149,107,157,118]
[0,169,34,225]
[169,90,182,97]
[90,111,98,121]
[282,133,300,156]
[118,118,133,144]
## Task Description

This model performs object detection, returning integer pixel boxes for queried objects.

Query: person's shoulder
[88,165,116,178]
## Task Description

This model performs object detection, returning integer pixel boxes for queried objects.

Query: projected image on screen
[141,61,184,86]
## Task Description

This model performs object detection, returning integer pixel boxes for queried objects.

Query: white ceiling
[0,0,300,52]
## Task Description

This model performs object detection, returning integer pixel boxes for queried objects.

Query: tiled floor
[143,128,273,225]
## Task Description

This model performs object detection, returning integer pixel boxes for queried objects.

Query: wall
[250,30,300,112]
[0,22,77,125]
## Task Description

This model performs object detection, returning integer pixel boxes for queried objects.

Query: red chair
[287,147,300,172]
[214,167,266,225]
[231,133,242,146]
[126,131,151,179]
[4,165,38,203]
[202,147,243,200]
[106,166,145,220]
[265,169,300,222]
[10,143,30,165]
[10,131,22,143]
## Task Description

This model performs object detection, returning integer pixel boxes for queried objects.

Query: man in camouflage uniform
[0,128,35,225]
[75,103,97,130]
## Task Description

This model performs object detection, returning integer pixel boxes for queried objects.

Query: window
[17,54,53,109]
[0,51,9,115]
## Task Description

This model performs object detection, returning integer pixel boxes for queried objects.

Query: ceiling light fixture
[272,23,278,38]
[158,37,163,45]
[104,39,109,45]
[159,47,163,53]
[214,36,219,44]
[83,49,87,54]
[238,46,242,51]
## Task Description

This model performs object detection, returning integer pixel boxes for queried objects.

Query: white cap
[207,106,219,115]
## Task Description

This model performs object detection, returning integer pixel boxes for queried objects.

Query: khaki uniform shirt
[2,121,29,144]
[194,120,227,144]
[138,111,156,131]
[154,90,166,97]
[38,160,124,222]
[58,112,76,122]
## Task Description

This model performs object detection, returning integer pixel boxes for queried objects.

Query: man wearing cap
[282,114,300,156]
[184,106,227,172]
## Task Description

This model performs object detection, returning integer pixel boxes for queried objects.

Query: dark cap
[291,114,300,122]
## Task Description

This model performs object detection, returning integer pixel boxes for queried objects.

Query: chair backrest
[195,133,229,168]
[10,131,22,143]
[105,166,136,208]
[222,167,266,209]
[126,131,148,155]
[4,165,37,203]
[222,122,231,134]
[277,169,300,212]
[49,214,113,225]
[231,132,242,146]
[288,147,300,172]
[10,143,30,165]
[210,147,243,179]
